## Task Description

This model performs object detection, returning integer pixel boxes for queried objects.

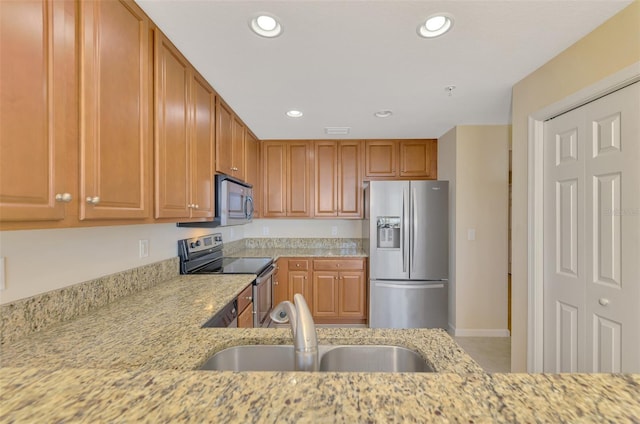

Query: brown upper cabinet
[0,0,75,223]
[154,30,215,220]
[364,139,437,180]
[79,0,152,220]
[261,141,313,217]
[215,99,246,180]
[314,141,362,218]
[244,131,260,217]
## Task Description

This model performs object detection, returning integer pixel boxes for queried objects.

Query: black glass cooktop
[193,257,272,275]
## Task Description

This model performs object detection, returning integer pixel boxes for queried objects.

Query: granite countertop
[2,273,639,422]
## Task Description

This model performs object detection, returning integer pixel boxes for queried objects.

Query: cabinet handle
[55,193,72,203]
[231,167,238,171]
[244,296,253,301]
[86,196,100,205]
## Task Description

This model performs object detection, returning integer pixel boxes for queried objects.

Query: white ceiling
[136,0,632,140]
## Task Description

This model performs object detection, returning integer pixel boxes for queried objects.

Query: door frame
[526,61,640,372]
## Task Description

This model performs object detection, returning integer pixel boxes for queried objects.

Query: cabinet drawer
[237,284,253,313]
[238,304,253,328]
[313,259,365,271]
[288,259,309,270]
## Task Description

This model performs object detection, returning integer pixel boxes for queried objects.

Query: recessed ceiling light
[286,110,303,118]
[250,14,282,38]
[374,110,393,118]
[417,14,454,38]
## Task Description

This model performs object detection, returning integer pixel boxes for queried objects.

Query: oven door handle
[255,264,276,283]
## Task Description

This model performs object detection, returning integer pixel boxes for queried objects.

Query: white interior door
[543,82,640,373]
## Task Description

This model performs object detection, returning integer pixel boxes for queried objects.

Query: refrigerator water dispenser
[376,216,400,248]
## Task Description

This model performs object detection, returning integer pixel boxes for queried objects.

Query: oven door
[253,264,275,327]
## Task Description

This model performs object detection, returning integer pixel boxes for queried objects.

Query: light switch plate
[331,226,338,236]
[0,256,6,291]
[467,229,476,241]
[139,240,149,258]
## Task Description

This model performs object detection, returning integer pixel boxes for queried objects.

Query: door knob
[86,196,100,205]
[598,298,610,306]
[55,193,72,203]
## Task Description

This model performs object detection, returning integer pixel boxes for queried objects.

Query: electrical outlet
[262,226,269,236]
[139,239,149,258]
[467,229,476,241]
[0,256,5,291]
[230,228,235,239]
[331,226,338,236]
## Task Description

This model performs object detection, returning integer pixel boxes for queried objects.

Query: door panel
[409,181,448,280]
[543,104,586,372]
[368,181,409,280]
[584,82,639,372]
[544,82,639,373]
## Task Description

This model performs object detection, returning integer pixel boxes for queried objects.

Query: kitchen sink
[199,344,433,372]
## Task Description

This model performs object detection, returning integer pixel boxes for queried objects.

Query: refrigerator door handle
[411,186,416,273]
[402,186,408,273]
[376,282,445,290]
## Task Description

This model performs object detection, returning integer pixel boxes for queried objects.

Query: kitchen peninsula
[1,257,639,422]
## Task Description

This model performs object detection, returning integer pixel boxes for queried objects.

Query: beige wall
[511,1,640,371]
[437,127,457,328]
[0,219,361,304]
[439,125,510,335]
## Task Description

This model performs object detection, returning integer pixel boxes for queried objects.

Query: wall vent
[324,127,351,135]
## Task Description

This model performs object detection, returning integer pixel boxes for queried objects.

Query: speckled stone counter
[2,368,639,422]
[2,273,639,422]
[0,274,478,374]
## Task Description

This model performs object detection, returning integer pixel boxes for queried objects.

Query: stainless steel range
[178,233,275,328]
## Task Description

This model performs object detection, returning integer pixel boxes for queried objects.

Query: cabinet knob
[245,296,253,301]
[86,196,100,205]
[55,193,72,203]
[231,167,238,171]
[296,264,300,267]
[194,204,199,209]
[599,298,610,306]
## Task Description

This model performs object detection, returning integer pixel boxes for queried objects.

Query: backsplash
[0,258,179,345]
[243,238,363,250]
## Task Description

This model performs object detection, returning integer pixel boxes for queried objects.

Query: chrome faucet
[270,294,318,371]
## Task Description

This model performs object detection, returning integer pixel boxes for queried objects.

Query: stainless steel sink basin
[318,345,433,372]
[199,344,433,372]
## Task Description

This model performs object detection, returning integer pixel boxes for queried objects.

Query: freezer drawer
[369,280,448,329]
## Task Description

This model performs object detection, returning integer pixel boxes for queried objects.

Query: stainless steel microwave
[216,174,254,226]
[177,175,253,228]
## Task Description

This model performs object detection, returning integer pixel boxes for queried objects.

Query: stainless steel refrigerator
[364,180,449,328]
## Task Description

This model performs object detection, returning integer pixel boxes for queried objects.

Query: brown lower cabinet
[237,284,253,328]
[276,257,367,325]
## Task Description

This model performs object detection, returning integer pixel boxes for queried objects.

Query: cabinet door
[189,73,215,219]
[80,0,150,220]
[238,304,253,328]
[338,141,361,217]
[288,270,311,305]
[273,260,288,304]
[312,271,339,317]
[0,0,73,222]
[215,100,233,175]
[399,139,436,178]
[339,271,366,318]
[314,141,337,217]
[262,141,287,217]
[244,131,260,217]
[232,116,245,181]
[154,31,190,219]
[287,142,312,217]
[364,140,396,177]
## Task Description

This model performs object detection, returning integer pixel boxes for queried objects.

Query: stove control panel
[183,233,222,254]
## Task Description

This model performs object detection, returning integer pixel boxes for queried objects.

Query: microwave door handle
[245,196,254,219]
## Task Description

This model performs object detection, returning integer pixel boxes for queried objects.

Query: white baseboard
[451,327,511,337]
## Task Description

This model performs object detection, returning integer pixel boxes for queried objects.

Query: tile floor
[453,337,511,373]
